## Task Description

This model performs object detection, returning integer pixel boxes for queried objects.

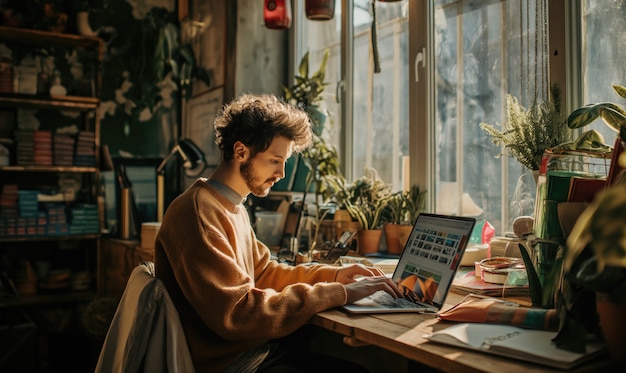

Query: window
[297,0,408,190]
[296,0,622,234]
[429,0,549,232]
[580,0,626,144]
[351,1,409,191]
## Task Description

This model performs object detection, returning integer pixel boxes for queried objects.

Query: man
[155,93,403,372]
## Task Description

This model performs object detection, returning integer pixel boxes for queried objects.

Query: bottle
[49,71,67,97]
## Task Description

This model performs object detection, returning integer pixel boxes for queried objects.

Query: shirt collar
[205,179,247,205]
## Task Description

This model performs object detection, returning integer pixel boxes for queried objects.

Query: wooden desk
[311,292,611,373]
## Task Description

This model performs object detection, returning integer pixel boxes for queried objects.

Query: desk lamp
[156,138,206,221]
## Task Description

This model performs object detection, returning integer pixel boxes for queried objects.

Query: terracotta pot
[305,0,335,20]
[333,209,360,241]
[383,223,412,255]
[356,229,382,255]
[596,292,626,368]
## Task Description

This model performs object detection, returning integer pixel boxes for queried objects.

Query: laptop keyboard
[369,291,422,309]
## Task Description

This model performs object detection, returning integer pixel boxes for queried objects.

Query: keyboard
[368,291,423,309]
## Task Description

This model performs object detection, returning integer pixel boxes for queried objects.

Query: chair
[94,262,195,373]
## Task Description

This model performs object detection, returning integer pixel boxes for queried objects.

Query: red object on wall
[264,0,292,29]
[305,0,335,21]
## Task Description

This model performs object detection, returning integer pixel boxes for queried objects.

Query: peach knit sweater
[154,179,347,372]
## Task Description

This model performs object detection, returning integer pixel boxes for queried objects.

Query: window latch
[415,47,426,82]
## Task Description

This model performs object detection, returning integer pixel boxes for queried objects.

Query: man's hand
[343,276,405,304]
[335,264,385,283]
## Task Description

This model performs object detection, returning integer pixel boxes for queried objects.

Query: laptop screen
[392,213,476,309]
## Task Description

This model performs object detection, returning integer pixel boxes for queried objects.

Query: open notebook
[342,213,476,314]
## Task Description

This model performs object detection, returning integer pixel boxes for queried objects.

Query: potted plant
[557,170,626,366]
[282,47,336,201]
[550,89,626,366]
[382,185,427,254]
[567,84,626,134]
[301,134,342,206]
[326,168,392,254]
[283,48,330,136]
[480,85,571,172]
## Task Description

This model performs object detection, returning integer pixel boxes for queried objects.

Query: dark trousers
[256,325,369,373]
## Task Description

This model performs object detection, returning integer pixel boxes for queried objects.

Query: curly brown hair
[214,93,312,161]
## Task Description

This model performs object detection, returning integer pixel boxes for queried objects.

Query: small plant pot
[383,223,412,255]
[356,229,382,255]
[305,0,336,20]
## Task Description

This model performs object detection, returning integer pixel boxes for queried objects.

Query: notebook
[341,213,476,314]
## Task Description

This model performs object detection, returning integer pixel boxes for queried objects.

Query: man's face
[240,136,293,197]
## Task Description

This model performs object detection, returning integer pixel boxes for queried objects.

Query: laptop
[341,213,476,314]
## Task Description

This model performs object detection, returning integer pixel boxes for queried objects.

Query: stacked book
[74,131,96,166]
[34,130,53,166]
[0,183,18,217]
[14,130,35,165]
[0,184,18,237]
[43,203,68,235]
[53,133,75,166]
[18,190,39,218]
[69,204,99,234]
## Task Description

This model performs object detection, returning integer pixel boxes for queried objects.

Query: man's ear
[233,141,249,162]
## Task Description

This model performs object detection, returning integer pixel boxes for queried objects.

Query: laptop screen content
[391,213,476,309]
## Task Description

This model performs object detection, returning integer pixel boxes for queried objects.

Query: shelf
[0,25,103,316]
[0,165,98,173]
[0,290,96,309]
[0,94,99,110]
[0,234,100,243]
[0,26,101,49]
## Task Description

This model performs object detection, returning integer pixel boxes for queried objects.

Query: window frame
[292,0,587,232]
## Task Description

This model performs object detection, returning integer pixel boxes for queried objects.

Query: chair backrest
[94,262,195,373]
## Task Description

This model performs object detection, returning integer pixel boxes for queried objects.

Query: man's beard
[240,160,276,197]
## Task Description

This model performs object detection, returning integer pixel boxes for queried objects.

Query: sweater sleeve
[159,184,347,343]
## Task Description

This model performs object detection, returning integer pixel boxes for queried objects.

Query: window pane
[581,0,626,145]
[433,0,546,233]
[352,0,409,191]
[302,5,342,153]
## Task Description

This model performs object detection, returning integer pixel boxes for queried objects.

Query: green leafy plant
[283,49,330,136]
[404,185,427,225]
[383,185,427,225]
[567,84,626,133]
[301,135,342,205]
[547,126,626,356]
[480,85,571,171]
[326,168,393,230]
[383,191,406,225]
